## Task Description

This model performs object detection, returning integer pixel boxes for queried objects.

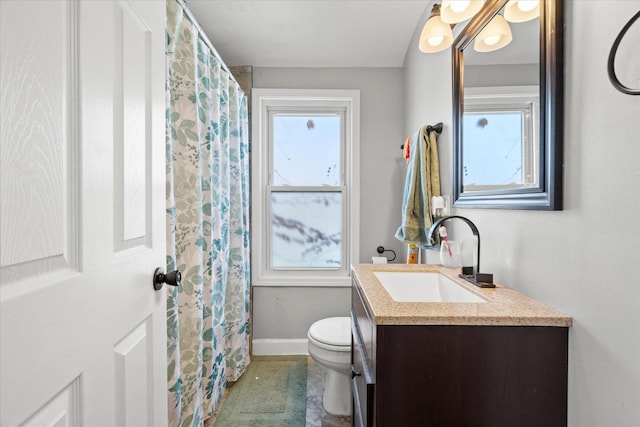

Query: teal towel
[395,126,441,247]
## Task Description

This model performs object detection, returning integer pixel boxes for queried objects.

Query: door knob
[153,267,181,291]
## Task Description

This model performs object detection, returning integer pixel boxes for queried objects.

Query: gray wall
[465,63,538,87]
[251,1,640,423]
[252,68,406,340]
[403,1,640,425]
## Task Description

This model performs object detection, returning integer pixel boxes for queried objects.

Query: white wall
[403,1,640,425]
[252,67,406,341]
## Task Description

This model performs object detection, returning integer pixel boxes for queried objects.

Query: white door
[0,1,167,426]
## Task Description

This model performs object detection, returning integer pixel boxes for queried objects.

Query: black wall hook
[608,10,640,95]
[401,122,443,149]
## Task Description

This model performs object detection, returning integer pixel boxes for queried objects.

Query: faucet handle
[459,267,495,288]
[461,266,475,276]
[475,272,494,285]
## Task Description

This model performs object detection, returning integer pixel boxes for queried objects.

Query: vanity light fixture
[440,0,486,24]
[504,0,540,23]
[419,0,529,54]
[473,14,512,52]
[418,3,454,53]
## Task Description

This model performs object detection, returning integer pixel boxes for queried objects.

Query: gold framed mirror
[451,0,563,210]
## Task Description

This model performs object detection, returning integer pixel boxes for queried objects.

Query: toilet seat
[308,317,351,351]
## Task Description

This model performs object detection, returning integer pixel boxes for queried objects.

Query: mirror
[452,0,563,210]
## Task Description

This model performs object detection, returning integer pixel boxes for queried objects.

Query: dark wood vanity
[351,265,571,426]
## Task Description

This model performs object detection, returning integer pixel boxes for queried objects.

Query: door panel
[21,378,81,427]
[115,0,151,248]
[0,0,77,286]
[0,1,167,426]
[114,319,154,427]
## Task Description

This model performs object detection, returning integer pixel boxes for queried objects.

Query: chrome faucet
[427,215,495,288]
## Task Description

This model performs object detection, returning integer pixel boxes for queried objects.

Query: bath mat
[213,355,307,427]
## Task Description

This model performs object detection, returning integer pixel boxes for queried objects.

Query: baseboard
[252,338,309,355]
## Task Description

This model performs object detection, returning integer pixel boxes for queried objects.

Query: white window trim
[251,89,360,287]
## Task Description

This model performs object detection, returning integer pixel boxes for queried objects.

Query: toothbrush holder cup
[440,240,462,268]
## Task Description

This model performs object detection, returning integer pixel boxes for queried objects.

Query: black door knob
[153,267,181,291]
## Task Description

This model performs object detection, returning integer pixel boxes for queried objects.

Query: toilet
[307,316,352,416]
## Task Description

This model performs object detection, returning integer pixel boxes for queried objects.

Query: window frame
[252,89,360,287]
[463,85,539,193]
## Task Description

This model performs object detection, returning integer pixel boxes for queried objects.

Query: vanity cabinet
[351,278,569,426]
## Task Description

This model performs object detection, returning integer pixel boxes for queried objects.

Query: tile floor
[306,356,352,427]
[206,356,351,426]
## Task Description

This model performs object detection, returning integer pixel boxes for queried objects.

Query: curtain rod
[175,0,241,87]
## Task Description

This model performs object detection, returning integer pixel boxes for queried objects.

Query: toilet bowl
[307,316,352,416]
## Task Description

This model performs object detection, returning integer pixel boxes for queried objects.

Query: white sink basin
[373,272,488,303]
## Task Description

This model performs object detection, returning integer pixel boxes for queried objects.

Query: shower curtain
[165,0,251,425]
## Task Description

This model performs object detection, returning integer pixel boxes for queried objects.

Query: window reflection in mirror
[463,86,539,191]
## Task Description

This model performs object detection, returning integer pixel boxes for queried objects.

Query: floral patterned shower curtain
[165,0,251,425]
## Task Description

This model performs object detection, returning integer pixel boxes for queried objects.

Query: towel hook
[607,10,640,95]
[401,122,443,149]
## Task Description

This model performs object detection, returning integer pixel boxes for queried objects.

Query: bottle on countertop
[407,243,417,264]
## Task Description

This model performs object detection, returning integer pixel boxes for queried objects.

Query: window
[463,86,539,192]
[252,89,360,287]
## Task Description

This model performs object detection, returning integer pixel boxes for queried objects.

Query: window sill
[252,275,352,288]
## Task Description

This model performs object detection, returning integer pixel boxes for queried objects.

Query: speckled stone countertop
[351,264,572,327]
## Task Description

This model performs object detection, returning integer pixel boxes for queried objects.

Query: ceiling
[186,0,430,68]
